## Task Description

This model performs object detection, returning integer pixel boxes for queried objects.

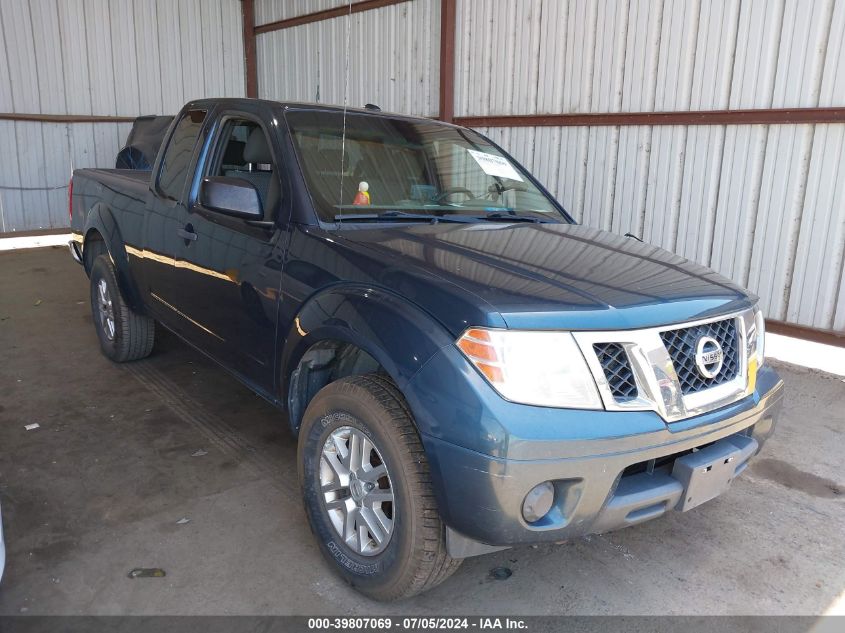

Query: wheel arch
[82,203,145,313]
[281,285,455,435]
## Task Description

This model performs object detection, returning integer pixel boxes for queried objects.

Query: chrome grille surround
[574,309,756,423]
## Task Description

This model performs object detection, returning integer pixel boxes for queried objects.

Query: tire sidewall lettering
[304,408,403,580]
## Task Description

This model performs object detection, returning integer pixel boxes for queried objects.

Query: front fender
[84,204,145,313]
[280,284,455,432]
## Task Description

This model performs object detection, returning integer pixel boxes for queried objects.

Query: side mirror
[199,177,263,220]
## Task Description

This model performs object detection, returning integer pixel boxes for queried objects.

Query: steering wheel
[432,187,476,203]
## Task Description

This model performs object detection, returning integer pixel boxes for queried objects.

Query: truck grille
[574,309,753,422]
[593,343,638,402]
[660,318,739,395]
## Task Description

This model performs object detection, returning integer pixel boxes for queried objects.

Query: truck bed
[70,168,152,244]
[80,168,151,187]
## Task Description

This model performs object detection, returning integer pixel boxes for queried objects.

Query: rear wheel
[298,373,460,601]
[89,254,155,362]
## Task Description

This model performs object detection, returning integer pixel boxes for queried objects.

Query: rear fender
[83,204,145,313]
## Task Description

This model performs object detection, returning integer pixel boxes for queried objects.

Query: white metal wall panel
[769,0,834,109]
[1,0,49,231]
[0,0,245,232]
[2,0,843,333]
[691,1,738,110]
[0,120,24,232]
[156,0,185,115]
[455,0,844,331]
[456,0,842,116]
[132,0,163,114]
[222,0,246,98]
[818,0,845,108]
[85,0,121,166]
[486,120,845,331]
[110,0,141,114]
[201,0,225,97]
[256,0,439,117]
[255,0,351,26]
[673,125,727,265]
[788,123,845,330]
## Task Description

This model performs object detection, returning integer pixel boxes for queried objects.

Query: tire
[298,373,461,601]
[89,254,155,362]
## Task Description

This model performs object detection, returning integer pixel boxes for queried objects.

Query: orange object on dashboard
[353,181,371,206]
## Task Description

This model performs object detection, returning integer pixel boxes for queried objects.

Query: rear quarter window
[157,109,206,201]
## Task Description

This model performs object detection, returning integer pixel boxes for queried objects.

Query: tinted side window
[157,109,206,201]
[211,120,253,175]
[208,117,279,218]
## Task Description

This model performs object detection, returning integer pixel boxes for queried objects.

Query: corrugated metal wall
[475,121,845,331]
[255,0,351,26]
[456,0,845,331]
[2,0,842,331]
[0,0,245,233]
[255,0,440,117]
[254,0,845,332]
[454,0,842,115]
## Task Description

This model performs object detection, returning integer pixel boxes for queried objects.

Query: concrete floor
[0,245,843,616]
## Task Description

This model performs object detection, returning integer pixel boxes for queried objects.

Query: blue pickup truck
[69,99,783,600]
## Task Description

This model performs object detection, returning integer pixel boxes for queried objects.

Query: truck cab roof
[184,97,448,126]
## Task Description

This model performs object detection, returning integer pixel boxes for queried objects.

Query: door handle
[176,226,198,242]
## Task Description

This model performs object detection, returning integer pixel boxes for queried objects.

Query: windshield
[286,110,568,225]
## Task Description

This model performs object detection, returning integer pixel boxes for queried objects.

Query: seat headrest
[244,127,271,164]
[222,139,245,165]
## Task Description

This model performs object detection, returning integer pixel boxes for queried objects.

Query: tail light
[68,177,73,221]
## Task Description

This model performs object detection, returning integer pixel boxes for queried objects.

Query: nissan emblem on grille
[695,336,724,379]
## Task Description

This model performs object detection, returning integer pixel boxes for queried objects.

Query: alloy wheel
[319,425,395,556]
[97,278,115,341]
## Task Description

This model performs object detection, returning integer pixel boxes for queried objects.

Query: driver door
[166,109,287,394]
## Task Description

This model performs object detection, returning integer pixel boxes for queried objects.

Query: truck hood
[335,222,754,331]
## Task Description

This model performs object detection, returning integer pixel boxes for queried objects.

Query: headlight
[753,307,766,367]
[456,328,602,408]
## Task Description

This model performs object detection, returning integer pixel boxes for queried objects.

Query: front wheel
[89,254,155,362]
[298,374,460,601]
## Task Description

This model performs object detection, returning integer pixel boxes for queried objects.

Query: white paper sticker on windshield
[467,149,524,181]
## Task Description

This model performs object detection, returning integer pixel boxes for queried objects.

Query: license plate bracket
[672,439,742,512]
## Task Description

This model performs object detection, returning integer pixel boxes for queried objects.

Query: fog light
[522,481,555,523]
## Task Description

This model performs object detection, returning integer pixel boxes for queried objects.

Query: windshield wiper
[332,210,553,224]
[333,211,472,223]
[475,213,549,223]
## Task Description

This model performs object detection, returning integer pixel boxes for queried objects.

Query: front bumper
[68,239,83,265]
[416,363,783,556]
